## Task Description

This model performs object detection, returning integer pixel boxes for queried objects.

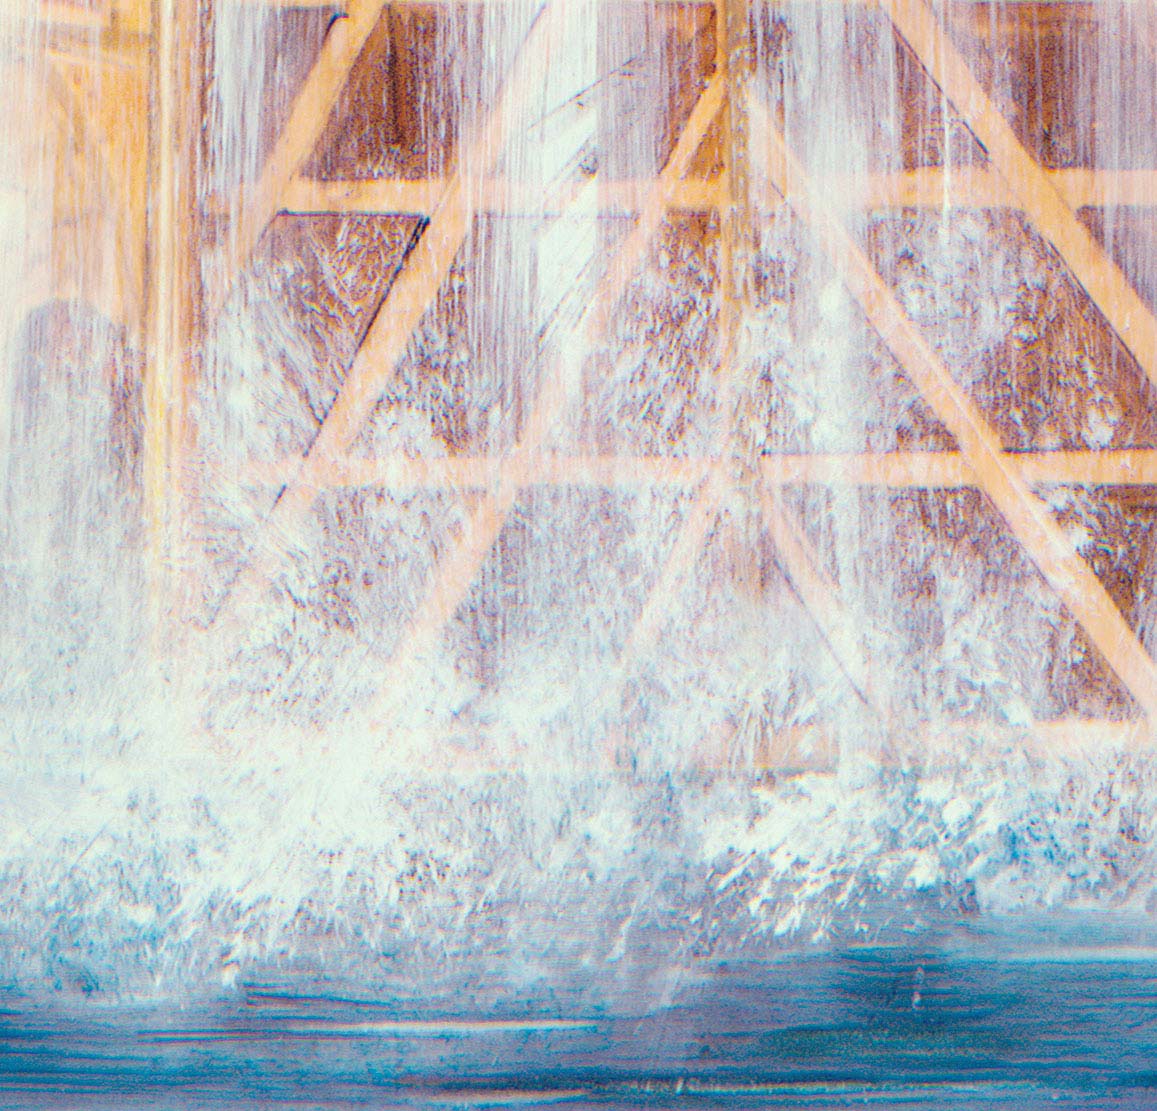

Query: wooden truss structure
[34,0,1157,765]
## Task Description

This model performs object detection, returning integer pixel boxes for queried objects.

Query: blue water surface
[2,918,1155,1109]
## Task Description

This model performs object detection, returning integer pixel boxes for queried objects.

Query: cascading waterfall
[1,0,1156,1001]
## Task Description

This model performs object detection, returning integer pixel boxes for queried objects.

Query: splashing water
[2,0,1157,1001]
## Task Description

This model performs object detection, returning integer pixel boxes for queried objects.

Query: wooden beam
[214,0,385,314]
[281,167,1157,217]
[368,75,727,723]
[249,448,1157,491]
[588,77,727,336]
[238,0,725,8]
[233,0,1099,8]
[1049,169,1157,212]
[881,0,1157,393]
[760,449,1157,489]
[261,714,1142,780]
[600,0,878,763]
[861,167,1157,211]
[213,4,570,624]
[281,175,723,216]
[744,717,1151,774]
[145,0,201,628]
[38,1,112,30]
[760,487,874,704]
[751,94,1157,726]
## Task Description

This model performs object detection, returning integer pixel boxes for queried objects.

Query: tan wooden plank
[214,0,386,314]
[283,168,1157,216]
[214,4,565,622]
[614,475,725,683]
[751,93,1157,726]
[144,0,201,627]
[368,75,727,721]
[249,448,1157,490]
[760,486,874,704]
[236,0,1099,8]
[281,176,723,216]
[1051,169,1157,211]
[882,0,1157,392]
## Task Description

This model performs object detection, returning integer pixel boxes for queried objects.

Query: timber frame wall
[32,0,1157,765]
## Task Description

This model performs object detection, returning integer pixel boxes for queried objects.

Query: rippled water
[3,921,1157,1108]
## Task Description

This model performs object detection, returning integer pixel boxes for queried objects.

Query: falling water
[2,0,1157,1018]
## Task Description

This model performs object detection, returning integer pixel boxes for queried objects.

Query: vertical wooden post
[145,0,201,643]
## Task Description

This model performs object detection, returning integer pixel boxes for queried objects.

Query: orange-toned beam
[749,717,1150,773]
[613,474,725,685]
[213,4,563,624]
[369,76,727,722]
[881,0,1157,393]
[239,0,726,7]
[752,94,1157,726]
[760,486,874,703]
[282,167,1157,217]
[213,0,385,314]
[281,176,724,216]
[587,77,727,337]
[144,0,201,627]
[601,0,879,755]
[601,486,875,752]
[249,448,1157,491]
[863,167,1157,211]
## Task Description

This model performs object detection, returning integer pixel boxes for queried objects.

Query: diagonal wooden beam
[368,75,727,722]
[880,0,1157,392]
[212,0,386,315]
[603,0,877,761]
[751,94,1157,726]
[599,0,743,738]
[214,4,563,624]
[612,474,725,688]
[586,77,728,340]
[759,485,874,704]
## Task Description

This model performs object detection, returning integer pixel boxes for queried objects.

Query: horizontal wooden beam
[288,715,1144,778]
[279,168,1157,218]
[366,74,728,724]
[236,0,742,9]
[844,167,1157,212]
[282,176,723,216]
[248,449,1157,491]
[743,717,1150,775]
